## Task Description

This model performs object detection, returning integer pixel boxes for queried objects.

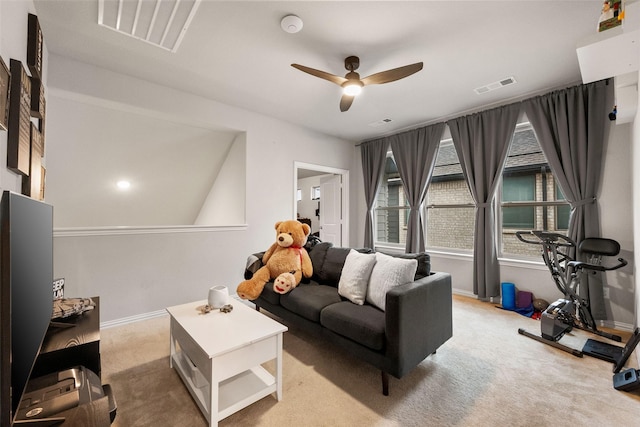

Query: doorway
[294,162,349,247]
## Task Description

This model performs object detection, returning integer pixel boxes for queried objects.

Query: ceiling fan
[291,56,423,112]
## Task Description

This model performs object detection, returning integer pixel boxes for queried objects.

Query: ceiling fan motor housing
[345,56,360,71]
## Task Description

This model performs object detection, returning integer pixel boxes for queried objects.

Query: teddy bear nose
[279,236,284,242]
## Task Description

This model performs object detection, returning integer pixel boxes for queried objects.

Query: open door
[294,162,349,247]
[319,174,342,246]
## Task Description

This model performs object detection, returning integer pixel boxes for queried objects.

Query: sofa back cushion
[309,242,374,287]
[379,251,430,279]
[307,242,430,287]
[366,252,418,311]
[338,249,377,305]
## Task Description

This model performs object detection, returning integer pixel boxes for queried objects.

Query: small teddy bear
[236,220,313,300]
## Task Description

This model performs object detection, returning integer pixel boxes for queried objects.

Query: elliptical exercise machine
[515,231,631,359]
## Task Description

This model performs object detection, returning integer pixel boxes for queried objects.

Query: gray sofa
[247,242,453,395]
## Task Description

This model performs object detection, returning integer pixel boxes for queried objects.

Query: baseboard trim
[100,295,636,335]
[452,288,478,299]
[452,289,636,333]
[99,296,252,329]
[598,319,636,333]
[100,309,168,329]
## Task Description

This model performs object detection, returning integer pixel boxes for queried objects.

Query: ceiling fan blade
[291,64,347,86]
[361,62,423,86]
[340,95,355,112]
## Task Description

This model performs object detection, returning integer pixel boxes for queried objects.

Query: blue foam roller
[501,282,516,310]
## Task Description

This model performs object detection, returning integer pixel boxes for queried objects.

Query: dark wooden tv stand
[32,297,101,379]
[18,297,113,426]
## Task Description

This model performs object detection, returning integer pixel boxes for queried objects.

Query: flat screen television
[0,191,53,426]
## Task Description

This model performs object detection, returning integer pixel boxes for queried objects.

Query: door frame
[294,161,349,247]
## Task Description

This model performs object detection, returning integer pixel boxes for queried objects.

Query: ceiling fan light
[343,83,362,96]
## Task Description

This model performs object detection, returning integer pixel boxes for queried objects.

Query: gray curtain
[522,79,614,319]
[447,103,521,299]
[360,138,389,249]
[389,123,445,253]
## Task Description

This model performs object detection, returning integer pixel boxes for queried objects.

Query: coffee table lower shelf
[171,351,277,423]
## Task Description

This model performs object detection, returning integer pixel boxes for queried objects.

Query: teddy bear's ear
[275,221,283,230]
[301,223,311,236]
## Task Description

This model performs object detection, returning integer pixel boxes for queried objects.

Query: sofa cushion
[366,252,418,311]
[280,283,342,322]
[338,249,377,305]
[320,302,385,351]
[380,251,431,280]
[310,242,374,287]
[309,242,331,279]
[256,281,281,305]
[317,246,351,286]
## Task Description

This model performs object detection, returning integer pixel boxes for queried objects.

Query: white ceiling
[33,0,607,143]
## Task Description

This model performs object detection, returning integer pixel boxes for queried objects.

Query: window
[311,186,320,200]
[375,141,475,251]
[502,175,535,229]
[425,140,475,251]
[556,185,570,230]
[500,123,571,258]
[372,123,570,259]
[375,156,410,245]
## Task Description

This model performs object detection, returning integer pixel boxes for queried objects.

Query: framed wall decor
[39,115,46,152]
[7,59,32,176]
[40,165,46,200]
[30,77,45,119]
[27,13,44,78]
[0,56,9,131]
[22,123,43,199]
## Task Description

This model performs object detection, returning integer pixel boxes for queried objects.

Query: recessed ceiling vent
[474,76,517,95]
[368,118,393,127]
[98,0,201,52]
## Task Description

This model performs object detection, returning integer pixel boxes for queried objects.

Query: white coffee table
[166,299,287,426]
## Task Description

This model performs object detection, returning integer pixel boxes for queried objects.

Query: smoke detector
[281,15,303,33]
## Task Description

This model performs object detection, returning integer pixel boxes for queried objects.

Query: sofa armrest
[384,271,452,377]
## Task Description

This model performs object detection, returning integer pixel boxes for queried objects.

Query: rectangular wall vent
[98,0,201,52]
[474,76,517,95]
[368,118,393,127]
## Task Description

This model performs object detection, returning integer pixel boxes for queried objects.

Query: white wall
[45,94,239,227]
[0,1,44,195]
[599,122,635,326]
[194,133,246,225]
[632,70,640,367]
[47,55,357,323]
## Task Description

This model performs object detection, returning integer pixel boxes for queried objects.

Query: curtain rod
[355,77,600,147]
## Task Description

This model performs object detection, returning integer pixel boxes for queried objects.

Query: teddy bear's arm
[261,242,278,264]
[300,248,313,278]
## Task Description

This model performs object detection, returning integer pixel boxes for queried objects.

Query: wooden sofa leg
[381,371,389,396]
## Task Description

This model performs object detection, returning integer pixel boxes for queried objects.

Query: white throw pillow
[366,252,418,311]
[338,249,377,305]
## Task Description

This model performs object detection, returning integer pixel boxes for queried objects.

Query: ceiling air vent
[368,118,393,127]
[474,76,517,95]
[98,0,201,52]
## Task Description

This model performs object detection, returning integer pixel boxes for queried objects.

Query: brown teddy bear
[236,220,313,300]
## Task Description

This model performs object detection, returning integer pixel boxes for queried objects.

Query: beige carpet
[100,296,640,426]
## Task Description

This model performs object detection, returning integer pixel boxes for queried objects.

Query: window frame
[498,123,571,260]
[372,123,572,260]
